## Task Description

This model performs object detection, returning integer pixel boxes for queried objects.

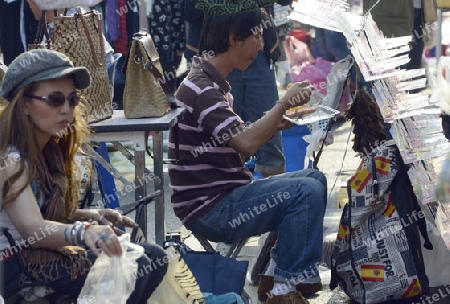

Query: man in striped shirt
[168,9,327,304]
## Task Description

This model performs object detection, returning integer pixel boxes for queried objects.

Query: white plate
[284,105,340,125]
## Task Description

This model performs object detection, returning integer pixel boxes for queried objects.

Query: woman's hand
[97,209,138,231]
[83,224,123,257]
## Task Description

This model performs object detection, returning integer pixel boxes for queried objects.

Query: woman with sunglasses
[0,49,167,302]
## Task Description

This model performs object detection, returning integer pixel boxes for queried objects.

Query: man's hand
[277,117,296,131]
[280,81,314,110]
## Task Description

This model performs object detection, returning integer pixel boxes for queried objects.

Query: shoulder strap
[143,60,173,97]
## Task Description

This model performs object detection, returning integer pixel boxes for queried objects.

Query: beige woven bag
[122,29,172,119]
[53,8,112,124]
[437,0,450,8]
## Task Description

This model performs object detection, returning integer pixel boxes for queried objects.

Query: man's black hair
[199,9,267,55]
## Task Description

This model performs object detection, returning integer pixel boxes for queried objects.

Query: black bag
[262,8,282,64]
[164,239,249,295]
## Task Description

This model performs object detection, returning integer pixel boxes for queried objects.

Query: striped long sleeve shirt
[168,56,253,227]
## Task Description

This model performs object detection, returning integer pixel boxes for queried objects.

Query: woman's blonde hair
[0,84,90,220]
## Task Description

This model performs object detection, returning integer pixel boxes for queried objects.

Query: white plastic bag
[33,0,102,10]
[78,234,144,304]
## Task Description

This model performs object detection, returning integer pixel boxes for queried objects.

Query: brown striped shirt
[168,56,253,227]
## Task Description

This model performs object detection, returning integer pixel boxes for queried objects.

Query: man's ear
[229,33,238,46]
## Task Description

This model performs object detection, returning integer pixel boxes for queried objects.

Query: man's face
[234,30,264,70]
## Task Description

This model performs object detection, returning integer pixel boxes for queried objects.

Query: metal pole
[437,8,443,60]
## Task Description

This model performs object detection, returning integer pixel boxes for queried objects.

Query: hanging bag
[423,0,438,23]
[437,0,450,8]
[122,29,173,119]
[27,11,53,50]
[330,144,432,303]
[52,8,112,123]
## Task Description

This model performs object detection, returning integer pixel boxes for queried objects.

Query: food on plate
[285,104,317,118]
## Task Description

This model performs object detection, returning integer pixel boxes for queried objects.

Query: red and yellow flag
[349,168,372,193]
[383,195,396,218]
[337,224,349,242]
[375,156,391,175]
[402,279,422,298]
[361,264,385,282]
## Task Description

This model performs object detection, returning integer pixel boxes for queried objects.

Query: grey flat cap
[0,49,91,101]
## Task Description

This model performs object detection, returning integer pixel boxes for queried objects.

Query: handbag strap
[75,8,105,67]
[33,11,51,46]
[143,60,173,96]
[140,43,180,164]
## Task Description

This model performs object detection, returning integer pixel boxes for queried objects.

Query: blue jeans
[190,169,327,284]
[2,243,167,303]
[227,52,285,175]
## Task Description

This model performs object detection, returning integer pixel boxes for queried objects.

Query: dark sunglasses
[24,91,80,107]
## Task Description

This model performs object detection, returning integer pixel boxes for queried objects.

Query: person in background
[0,0,38,65]
[363,0,424,70]
[226,0,293,178]
[180,0,204,68]
[149,0,186,92]
[169,9,327,304]
[273,2,295,88]
[0,49,167,303]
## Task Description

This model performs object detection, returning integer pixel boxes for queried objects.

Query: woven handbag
[423,0,438,23]
[122,29,172,119]
[437,0,450,8]
[53,8,112,124]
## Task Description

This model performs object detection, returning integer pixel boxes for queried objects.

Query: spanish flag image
[375,156,391,175]
[402,279,422,298]
[361,264,385,282]
[383,195,396,218]
[337,224,349,242]
[349,168,372,193]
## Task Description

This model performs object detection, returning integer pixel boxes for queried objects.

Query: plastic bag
[78,234,144,304]
[290,58,332,95]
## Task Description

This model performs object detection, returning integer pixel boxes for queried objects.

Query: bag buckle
[134,54,144,65]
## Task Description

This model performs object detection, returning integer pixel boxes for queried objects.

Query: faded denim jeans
[190,169,327,284]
